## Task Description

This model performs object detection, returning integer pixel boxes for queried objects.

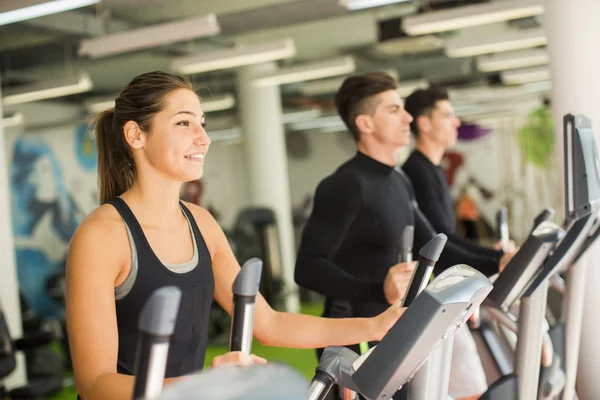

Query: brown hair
[334,71,398,141]
[91,71,195,204]
[404,86,449,137]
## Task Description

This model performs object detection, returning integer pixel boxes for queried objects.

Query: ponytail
[92,109,134,204]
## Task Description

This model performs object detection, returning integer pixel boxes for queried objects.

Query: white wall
[201,129,357,230]
[287,130,356,205]
[468,112,560,243]
[200,141,248,229]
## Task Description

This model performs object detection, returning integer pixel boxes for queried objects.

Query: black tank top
[109,197,214,378]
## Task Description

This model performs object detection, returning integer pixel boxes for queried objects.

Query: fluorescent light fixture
[445,27,546,58]
[288,115,346,132]
[375,35,444,56]
[522,79,552,92]
[172,38,296,75]
[339,0,410,11]
[449,84,548,104]
[209,127,242,143]
[84,97,114,114]
[79,13,220,59]
[319,125,349,134]
[397,79,429,97]
[501,65,550,85]
[252,56,356,87]
[402,0,544,36]
[1,112,24,128]
[300,77,345,96]
[476,48,548,72]
[85,92,236,114]
[457,99,542,118]
[3,72,93,106]
[299,69,399,96]
[281,108,322,124]
[0,0,100,26]
[201,93,236,113]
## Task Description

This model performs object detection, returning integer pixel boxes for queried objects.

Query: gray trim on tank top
[114,205,199,300]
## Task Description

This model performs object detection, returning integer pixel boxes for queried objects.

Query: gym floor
[48,303,323,399]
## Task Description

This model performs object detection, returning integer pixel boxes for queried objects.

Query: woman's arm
[192,205,404,350]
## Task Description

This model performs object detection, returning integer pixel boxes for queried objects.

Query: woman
[65,71,405,400]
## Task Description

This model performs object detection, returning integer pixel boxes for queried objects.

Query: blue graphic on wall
[75,123,97,171]
[11,136,83,319]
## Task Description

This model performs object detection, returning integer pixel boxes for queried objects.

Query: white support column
[0,75,27,387]
[237,62,300,312]
[544,1,600,399]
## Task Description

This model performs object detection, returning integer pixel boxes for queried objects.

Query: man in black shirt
[402,86,516,399]
[294,72,514,400]
[402,87,514,259]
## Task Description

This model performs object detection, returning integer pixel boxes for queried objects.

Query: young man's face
[365,89,414,150]
[422,99,461,148]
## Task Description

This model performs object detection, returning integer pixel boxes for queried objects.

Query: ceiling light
[288,116,346,131]
[375,35,444,56]
[3,72,93,105]
[85,92,236,114]
[449,84,549,103]
[79,13,221,59]
[281,108,322,124]
[445,27,546,58]
[299,69,399,96]
[339,0,411,11]
[0,0,100,26]
[172,38,296,75]
[501,65,550,85]
[209,127,242,143]
[522,80,552,92]
[252,56,356,87]
[397,79,429,97]
[2,112,24,128]
[402,0,544,36]
[84,97,114,114]
[476,48,548,72]
[201,93,236,113]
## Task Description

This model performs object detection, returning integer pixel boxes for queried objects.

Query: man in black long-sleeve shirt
[402,87,514,261]
[294,73,514,400]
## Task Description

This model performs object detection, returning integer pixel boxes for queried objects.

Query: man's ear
[355,114,373,135]
[123,121,146,150]
[416,115,432,136]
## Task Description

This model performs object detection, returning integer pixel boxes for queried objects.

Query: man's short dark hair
[404,86,449,137]
[335,71,398,142]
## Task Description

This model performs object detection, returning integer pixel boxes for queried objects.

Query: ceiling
[0,0,550,128]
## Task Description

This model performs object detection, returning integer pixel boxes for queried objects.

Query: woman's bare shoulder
[74,203,126,241]
[68,203,129,272]
[181,202,214,223]
[181,202,223,254]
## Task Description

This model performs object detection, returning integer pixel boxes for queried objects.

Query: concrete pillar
[237,62,300,312]
[544,0,600,398]
[0,76,27,387]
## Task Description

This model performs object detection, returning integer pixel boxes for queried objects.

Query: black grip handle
[229,259,263,354]
[401,234,447,307]
[399,226,414,263]
[133,286,182,400]
[532,208,555,233]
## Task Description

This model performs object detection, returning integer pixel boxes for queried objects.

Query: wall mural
[8,124,212,320]
[9,124,97,319]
